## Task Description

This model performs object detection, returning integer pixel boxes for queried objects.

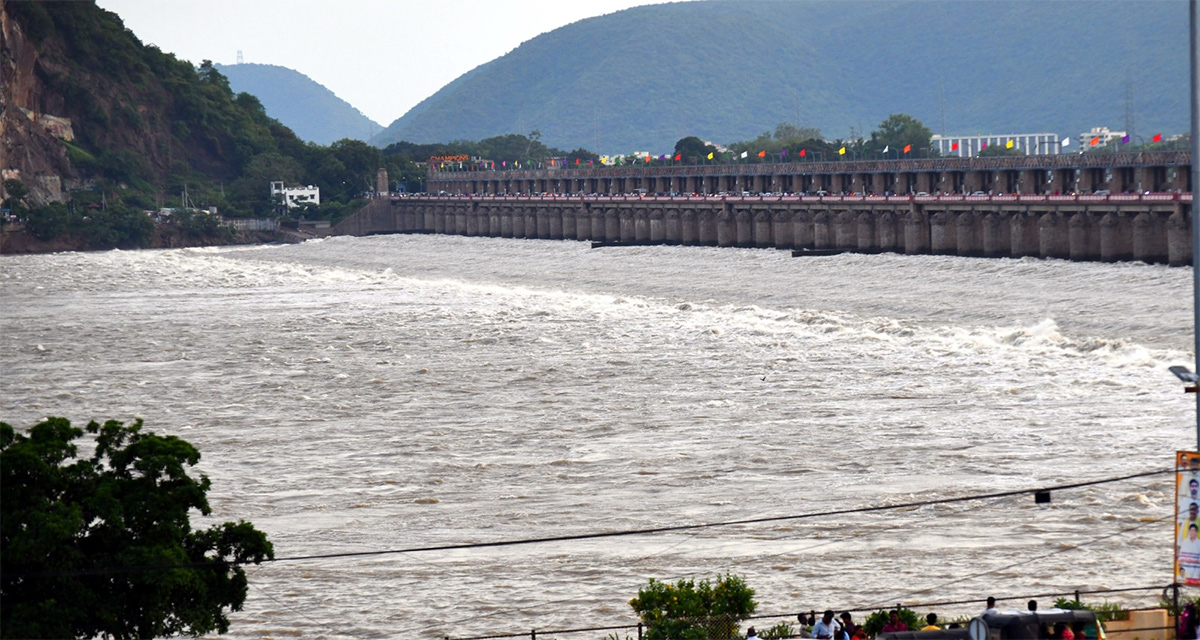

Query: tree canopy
[1,417,273,638]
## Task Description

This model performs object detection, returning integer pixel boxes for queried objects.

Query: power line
[2,467,1175,580]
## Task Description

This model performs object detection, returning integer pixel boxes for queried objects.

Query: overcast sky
[94,0,674,127]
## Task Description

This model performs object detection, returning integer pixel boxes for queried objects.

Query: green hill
[371,0,1189,153]
[215,63,382,145]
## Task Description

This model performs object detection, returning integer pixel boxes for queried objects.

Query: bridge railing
[392,192,1192,205]
[429,151,1191,181]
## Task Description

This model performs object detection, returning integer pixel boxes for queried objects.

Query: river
[0,235,1194,639]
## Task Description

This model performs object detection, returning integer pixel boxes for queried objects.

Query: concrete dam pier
[333,192,1195,265]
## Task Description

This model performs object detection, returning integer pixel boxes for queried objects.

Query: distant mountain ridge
[216,63,382,145]
[371,0,1188,153]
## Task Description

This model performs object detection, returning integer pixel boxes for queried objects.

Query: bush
[863,608,921,637]
[629,573,757,640]
[1054,598,1128,622]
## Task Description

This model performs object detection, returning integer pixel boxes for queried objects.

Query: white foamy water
[1,235,1195,639]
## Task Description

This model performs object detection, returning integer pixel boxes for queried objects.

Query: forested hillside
[1,1,413,251]
[372,0,1189,152]
[216,63,382,145]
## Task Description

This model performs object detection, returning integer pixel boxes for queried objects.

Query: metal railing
[443,585,1181,640]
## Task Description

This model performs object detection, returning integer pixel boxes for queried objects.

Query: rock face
[1,3,77,205]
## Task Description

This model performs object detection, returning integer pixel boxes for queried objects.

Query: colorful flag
[644,156,651,163]
[838,147,846,155]
[588,160,593,166]
[600,156,607,163]
[951,142,959,151]
[782,150,788,158]
[502,160,507,167]
[1154,133,1163,142]
[982,142,988,149]
[800,149,806,157]
[882,145,889,153]
[740,151,748,159]
[758,150,766,158]
[1121,135,1130,144]
[903,144,912,154]
[707,152,714,160]
[1005,139,1014,149]
[575,158,580,164]
[674,154,681,161]
[1090,136,1100,146]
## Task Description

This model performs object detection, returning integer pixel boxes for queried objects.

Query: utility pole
[1190,0,1199,450]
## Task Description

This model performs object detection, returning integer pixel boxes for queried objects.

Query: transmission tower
[237,49,244,64]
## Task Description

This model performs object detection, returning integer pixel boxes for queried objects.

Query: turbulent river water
[1,235,1196,639]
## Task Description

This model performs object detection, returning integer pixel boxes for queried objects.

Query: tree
[976,144,1024,157]
[1,417,274,638]
[868,114,934,157]
[674,136,716,163]
[3,178,29,211]
[772,122,822,143]
[628,573,756,640]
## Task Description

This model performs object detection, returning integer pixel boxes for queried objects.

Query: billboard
[1176,451,1200,585]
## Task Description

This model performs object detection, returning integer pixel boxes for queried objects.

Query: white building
[270,181,320,209]
[1078,126,1127,150]
[932,133,1063,158]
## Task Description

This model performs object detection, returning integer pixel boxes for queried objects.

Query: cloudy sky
[94,0,674,127]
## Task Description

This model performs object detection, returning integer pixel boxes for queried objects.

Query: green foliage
[628,573,757,640]
[675,136,717,162]
[867,114,935,157]
[1054,598,1128,622]
[760,621,795,639]
[977,145,1024,157]
[78,204,155,249]
[24,202,74,241]
[3,179,29,211]
[1,417,273,638]
[863,608,921,637]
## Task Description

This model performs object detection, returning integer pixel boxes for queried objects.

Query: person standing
[921,614,940,631]
[882,611,908,634]
[983,597,999,615]
[813,610,841,640]
[840,612,859,639]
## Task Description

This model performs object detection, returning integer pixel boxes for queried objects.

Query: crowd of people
[744,598,1101,640]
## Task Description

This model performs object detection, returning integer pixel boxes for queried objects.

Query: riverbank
[0,224,321,255]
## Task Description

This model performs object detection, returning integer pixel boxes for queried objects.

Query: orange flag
[903,144,911,154]
[757,150,766,158]
[1090,136,1100,146]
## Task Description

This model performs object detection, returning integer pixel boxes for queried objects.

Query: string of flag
[428,132,1172,171]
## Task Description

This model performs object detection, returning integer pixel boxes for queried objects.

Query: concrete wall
[331,195,1193,265]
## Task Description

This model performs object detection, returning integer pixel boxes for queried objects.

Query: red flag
[674,154,681,161]
[951,142,959,151]
[1153,133,1163,142]
[575,158,580,164]
[800,149,807,157]
[757,150,766,158]
[588,160,593,166]
[903,144,911,154]
[1090,136,1099,146]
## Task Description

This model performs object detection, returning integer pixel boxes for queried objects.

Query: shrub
[863,608,921,637]
[629,573,757,640]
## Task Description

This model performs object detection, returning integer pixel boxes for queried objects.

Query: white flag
[740,151,748,159]
[882,145,889,153]
[1061,137,1071,147]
